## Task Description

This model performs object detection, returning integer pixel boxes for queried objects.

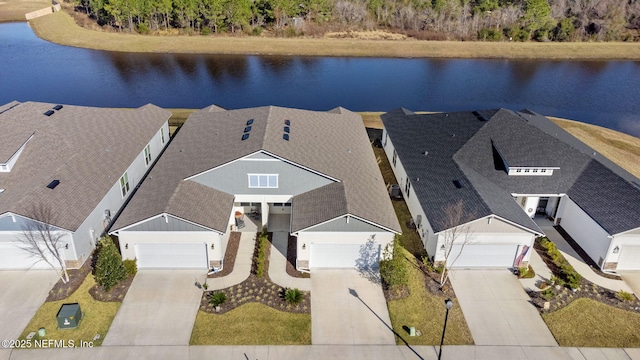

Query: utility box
[56,303,82,329]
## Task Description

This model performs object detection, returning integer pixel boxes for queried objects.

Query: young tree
[379,235,408,288]
[94,236,127,291]
[437,200,475,288]
[17,204,70,284]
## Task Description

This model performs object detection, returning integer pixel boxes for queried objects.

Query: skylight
[53,105,63,111]
[241,133,250,141]
[47,180,60,189]
[284,126,290,133]
[284,119,290,126]
[43,110,54,116]
[283,134,289,141]
[244,126,252,133]
[246,119,254,125]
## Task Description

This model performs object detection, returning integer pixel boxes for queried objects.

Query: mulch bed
[208,232,240,278]
[89,275,135,302]
[199,232,311,315]
[46,257,93,302]
[286,235,310,278]
[528,240,640,314]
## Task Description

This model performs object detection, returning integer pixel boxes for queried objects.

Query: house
[381,108,640,271]
[110,105,401,271]
[0,101,171,269]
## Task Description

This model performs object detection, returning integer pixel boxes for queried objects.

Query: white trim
[433,214,543,237]
[0,211,73,232]
[184,150,340,183]
[293,213,400,235]
[613,226,640,236]
[511,193,566,197]
[0,133,35,172]
[110,212,224,234]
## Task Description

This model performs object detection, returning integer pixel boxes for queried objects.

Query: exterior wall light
[65,243,69,250]
[211,243,215,250]
[613,246,619,254]
[125,243,128,250]
[302,244,306,250]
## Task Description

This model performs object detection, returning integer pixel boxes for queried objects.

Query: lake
[1,22,639,137]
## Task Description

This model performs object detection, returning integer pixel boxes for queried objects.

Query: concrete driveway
[102,270,206,346]
[311,269,395,345]
[0,270,58,340]
[449,270,557,346]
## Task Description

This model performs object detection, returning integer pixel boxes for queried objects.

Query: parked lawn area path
[191,303,311,345]
[542,298,640,347]
[19,275,120,346]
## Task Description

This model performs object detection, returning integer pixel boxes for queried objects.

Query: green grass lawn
[18,275,120,347]
[387,247,474,346]
[542,298,640,347]
[191,302,311,345]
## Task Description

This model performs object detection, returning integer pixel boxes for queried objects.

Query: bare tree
[17,204,69,283]
[437,200,475,288]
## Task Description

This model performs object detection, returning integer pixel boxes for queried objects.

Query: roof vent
[452,179,464,189]
[244,126,252,133]
[0,189,4,194]
[424,151,428,155]
[53,105,63,111]
[47,180,60,189]
[241,133,250,141]
[284,126,290,133]
[246,119,254,125]
[285,119,291,126]
[44,110,55,116]
[283,134,289,141]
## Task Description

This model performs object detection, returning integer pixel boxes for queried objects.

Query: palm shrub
[209,291,227,306]
[94,236,127,291]
[284,288,303,305]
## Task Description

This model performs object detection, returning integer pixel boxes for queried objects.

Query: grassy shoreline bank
[18,10,640,59]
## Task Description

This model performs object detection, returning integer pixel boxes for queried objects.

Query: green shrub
[136,23,150,35]
[255,235,268,278]
[550,275,565,286]
[251,26,263,36]
[541,288,555,300]
[616,290,635,302]
[123,259,137,276]
[379,236,408,287]
[284,288,304,305]
[478,28,503,41]
[561,264,582,289]
[518,265,535,279]
[200,26,211,35]
[209,291,227,306]
[94,236,127,292]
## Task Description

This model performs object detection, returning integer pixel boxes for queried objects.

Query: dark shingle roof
[0,101,171,231]
[113,105,400,234]
[382,108,640,236]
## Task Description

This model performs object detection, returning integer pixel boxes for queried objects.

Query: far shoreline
[18,10,640,60]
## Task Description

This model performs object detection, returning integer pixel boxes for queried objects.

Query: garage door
[310,243,381,269]
[135,243,207,269]
[447,244,518,268]
[617,246,640,271]
[0,243,60,269]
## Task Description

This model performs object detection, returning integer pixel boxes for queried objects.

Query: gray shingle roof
[112,105,400,234]
[382,108,640,236]
[0,101,171,231]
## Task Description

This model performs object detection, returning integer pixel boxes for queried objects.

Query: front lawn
[190,302,311,345]
[19,275,120,347]
[387,247,474,346]
[542,298,640,347]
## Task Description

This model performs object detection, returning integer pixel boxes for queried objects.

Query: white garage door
[135,243,207,269]
[447,244,518,268]
[0,243,60,269]
[617,246,640,271]
[310,243,380,269]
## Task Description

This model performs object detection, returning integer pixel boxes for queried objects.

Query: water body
[1,22,639,137]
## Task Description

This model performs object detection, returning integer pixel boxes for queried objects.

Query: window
[524,169,530,173]
[533,169,538,173]
[516,169,522,173]
[144,144,151,166]
[392,149,397,166]
[405,179,411,198]
[383,132,388,147]
[248,174,278,188]
[160,128,165,144]
[120,172,130,198]
[541,169,547,173]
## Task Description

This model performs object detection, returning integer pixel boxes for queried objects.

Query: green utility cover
[56,303,82,329]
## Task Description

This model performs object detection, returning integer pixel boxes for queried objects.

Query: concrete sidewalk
[208,232,255,290]
[268,231,311,291]
[520,249,554,292]
[4,345,640,360]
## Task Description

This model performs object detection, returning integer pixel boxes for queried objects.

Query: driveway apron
[449,269,557,346]
[102,270,205,346]
[0,270,58,340]
[311,269,395,345]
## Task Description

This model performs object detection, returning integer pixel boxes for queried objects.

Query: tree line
[76,0,640,41]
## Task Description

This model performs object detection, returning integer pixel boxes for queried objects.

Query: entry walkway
[519,249,553,292]
[5,345,640,360]
[537,221,633,293]
[208,232,255,290]
[268,232,311,291]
